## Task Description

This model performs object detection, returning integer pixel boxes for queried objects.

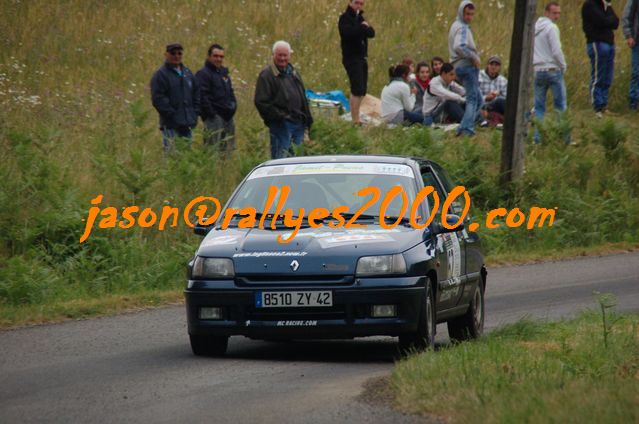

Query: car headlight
[356,254,406,276]
[192,257,235,279]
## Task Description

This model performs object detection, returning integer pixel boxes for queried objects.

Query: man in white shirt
[422,63,466,124]
[533,2,568,143]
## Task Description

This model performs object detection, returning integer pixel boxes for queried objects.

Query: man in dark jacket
[622,0,639,109]
[339,0,375,125]
[196,43,237,153]
[254,40,313,159]
[151,43,200,151]
[582,0,620,115]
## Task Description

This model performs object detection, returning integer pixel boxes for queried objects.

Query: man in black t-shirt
[338,0,375,125]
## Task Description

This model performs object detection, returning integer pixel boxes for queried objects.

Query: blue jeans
[426,100,465,124]
[403,110,424,125]
[483,96,506,115]
[455,66,481,135]
[268,120,305,159]
[630,44,639,108]
[587,42,615,111]
[534,70,567,144]
[162,127,192,152]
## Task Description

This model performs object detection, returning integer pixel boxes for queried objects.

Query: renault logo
[290,260,300,271]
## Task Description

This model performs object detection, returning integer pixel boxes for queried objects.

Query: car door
[420,164,466,310]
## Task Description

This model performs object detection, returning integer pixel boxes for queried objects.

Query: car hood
[196,225,425,276]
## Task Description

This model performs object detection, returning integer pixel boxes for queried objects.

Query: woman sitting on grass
[411,62,431,113]
[381,64,423,125]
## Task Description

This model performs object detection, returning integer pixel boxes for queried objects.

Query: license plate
[255,291,333,308]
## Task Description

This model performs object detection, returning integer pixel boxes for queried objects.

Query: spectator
[402,56,417,81]
[534,2,568,143]
[411,62,431,113]
[449,1,481,136]
[254,41,313,159]
[196,43,237,154]
[381,64,423,125]
[622,0,639,110]
[479,55,507,116]
[422,63,466,125]
[582,0,620,116]
[431,56,445,77]
[150,43,200,152]
[339,0,375,125]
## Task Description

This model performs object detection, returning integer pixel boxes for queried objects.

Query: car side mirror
[194,225,213,236]
[433,214,465,234]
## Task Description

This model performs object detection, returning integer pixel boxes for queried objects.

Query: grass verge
[0,290,182,329]
[391,311,639,423]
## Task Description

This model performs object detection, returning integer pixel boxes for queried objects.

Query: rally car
[185,155,486,356]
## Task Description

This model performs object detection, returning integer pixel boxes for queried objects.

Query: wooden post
[500,0,537,186]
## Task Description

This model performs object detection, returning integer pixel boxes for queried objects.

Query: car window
[425,164,467,217]
[228,163,419,218]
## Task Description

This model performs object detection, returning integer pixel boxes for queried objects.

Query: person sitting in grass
[431,56,445,77]
[421,62,466,125]
[411,62,431,113]
[381,64,424,125]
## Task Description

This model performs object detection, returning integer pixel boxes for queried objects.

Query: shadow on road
[219,337,449,363]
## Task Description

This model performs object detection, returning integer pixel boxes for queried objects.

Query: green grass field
[1,0,638,325]
[392,307,639,423]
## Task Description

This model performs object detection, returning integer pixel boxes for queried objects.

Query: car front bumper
[185,276,426,339]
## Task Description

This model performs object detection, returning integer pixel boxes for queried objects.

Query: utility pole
[500,0,537,186]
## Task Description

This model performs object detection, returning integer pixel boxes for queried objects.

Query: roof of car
[260,155,434,167]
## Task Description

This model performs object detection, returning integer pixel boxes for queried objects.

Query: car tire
[189,334,229,356]
[398,281,435,352]
[447,282,484,342]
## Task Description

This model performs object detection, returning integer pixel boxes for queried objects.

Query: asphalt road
[1,252,638,423]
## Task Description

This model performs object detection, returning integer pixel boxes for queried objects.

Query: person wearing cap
[150,43,200,151]
[534,2,568,143]
[254,40,313,159]
[479,55,508,116]
[196,43,237,154]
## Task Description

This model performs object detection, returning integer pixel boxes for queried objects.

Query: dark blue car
[185,155,486,356]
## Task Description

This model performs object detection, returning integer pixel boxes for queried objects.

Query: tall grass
[0,1,638,318]
[392,311,639,423]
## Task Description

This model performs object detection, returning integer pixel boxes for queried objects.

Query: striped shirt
[479,71,508,99]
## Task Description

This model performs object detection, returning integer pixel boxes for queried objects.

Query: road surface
[1,252,638,423]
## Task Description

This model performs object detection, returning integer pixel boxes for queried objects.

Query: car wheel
[189,334,229,356]
[447,282,484,342]
[399,281,435,352]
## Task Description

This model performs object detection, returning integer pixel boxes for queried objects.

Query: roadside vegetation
[1,0,638,326]
[392,302,639,423]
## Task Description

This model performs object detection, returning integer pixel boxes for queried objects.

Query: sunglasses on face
[169,50,183,56]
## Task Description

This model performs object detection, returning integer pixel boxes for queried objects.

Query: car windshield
[226,162,418,219]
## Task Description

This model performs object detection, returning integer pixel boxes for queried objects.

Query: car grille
[246,305,347,321]
[236,275,354,287]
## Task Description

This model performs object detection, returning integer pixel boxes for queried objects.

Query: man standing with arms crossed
[622,0,639,110]
[196,43,237,154]
[533,2,568,144]
[449,1,481,137]
[151,43,200,152]
[339,0,375,126]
